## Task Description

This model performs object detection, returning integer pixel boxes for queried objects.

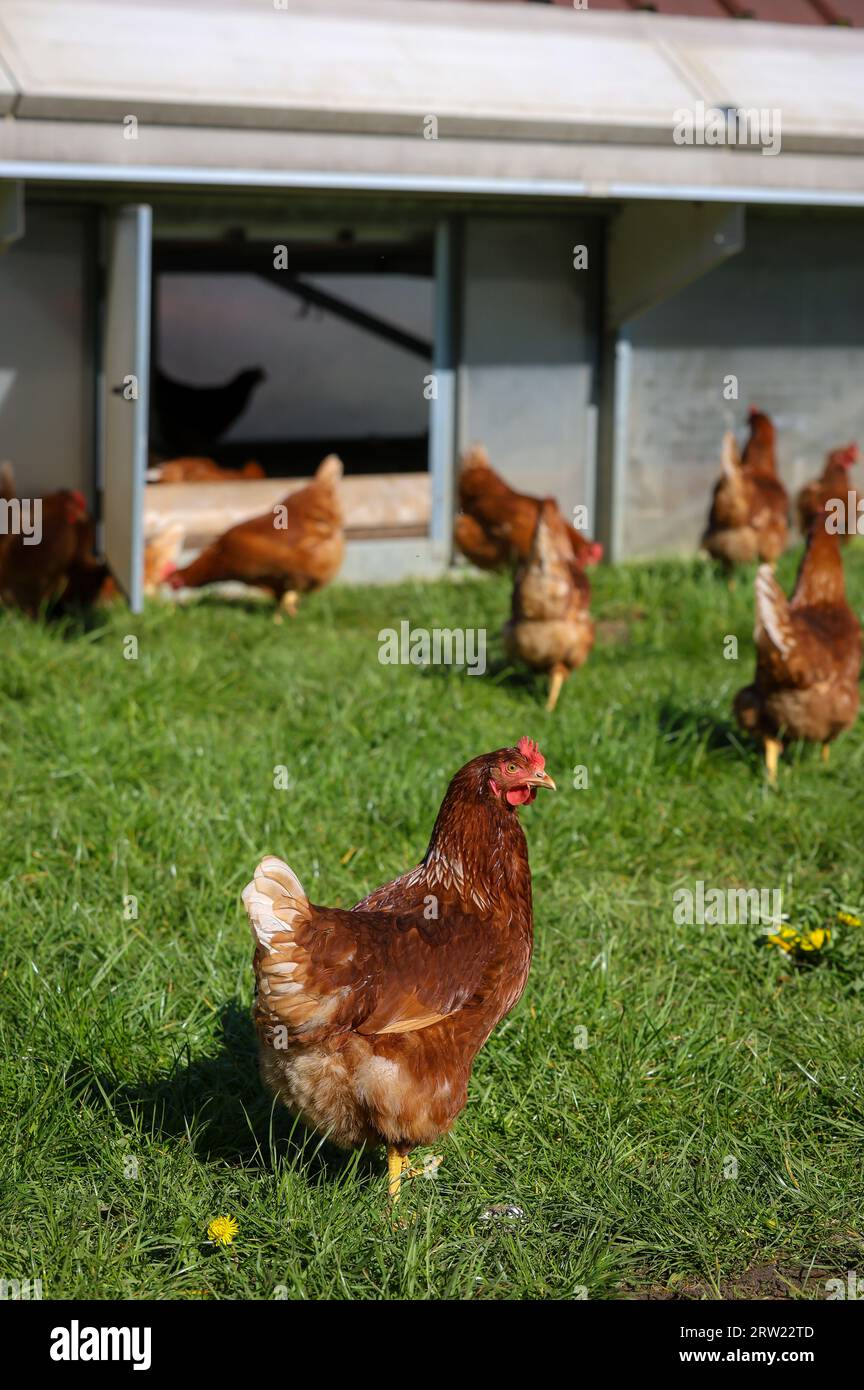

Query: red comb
[65,490,88,522]
[748,405,759,419]
[517,736,545,770]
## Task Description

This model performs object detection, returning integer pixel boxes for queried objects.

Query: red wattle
[506,786,535,806]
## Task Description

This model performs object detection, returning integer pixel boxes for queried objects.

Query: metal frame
[608,335,632,568]
[428,218,459,556]
[99,203,151,613]
[3,163,864,208]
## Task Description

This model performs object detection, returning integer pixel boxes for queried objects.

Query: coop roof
[0,0,863,205]
[454,0,864,28]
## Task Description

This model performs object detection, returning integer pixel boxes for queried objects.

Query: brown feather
[242,746,548,1152]
[455,445,600,572]
[734,517,861,746]
[170,454,343,604]
[703,414,789,571]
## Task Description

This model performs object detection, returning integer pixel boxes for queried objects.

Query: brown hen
[455,445,602,574]
[796,443,858,540]
[242,739,555,1200]
[150,456,265,483]
[0,472,95,617]
[702,410,789,575]
[504,501,595,712]
[167,454,343,616]
[733,513,861,782]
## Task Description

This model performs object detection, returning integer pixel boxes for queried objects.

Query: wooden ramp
[144,472,431,555]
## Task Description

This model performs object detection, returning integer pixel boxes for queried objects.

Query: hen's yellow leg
[821,743,830,766]
[546,666,566,713]
[765,737,782,785]
[387,1147,406,1203]
[273,591,299,624]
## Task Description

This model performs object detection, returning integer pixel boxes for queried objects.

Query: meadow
[1,546,863,1301]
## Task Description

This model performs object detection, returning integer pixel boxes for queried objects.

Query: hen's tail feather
[460,443,491,472]
[242,855,308,955]
[243,857,323,1037]
[721,430,742,481]
[315,453,343,485]
[755,564,793,658]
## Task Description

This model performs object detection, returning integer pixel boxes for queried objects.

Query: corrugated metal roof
[462,0,862,25]
[0,1,862,202]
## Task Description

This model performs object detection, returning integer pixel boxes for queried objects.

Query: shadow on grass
[0,601,114,638]
[414,651,552,704]
[53,605,114,638]
[656,699,750,760]
[102,1001,380,1186]
[172,592,275,619]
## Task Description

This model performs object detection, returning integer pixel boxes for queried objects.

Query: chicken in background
[68,520,187,606]
[166,454,344,617]
[0,465,97,617]
[151,366,266,456]
[148,456,265,484]
[504,501,595,711]
[455,445,602,575]
[796,443,858,540]
[0,461,14,570]
[702,410,789,577]
[141,521,186,593]
[733,512,861,783]
[242,739,555,1202]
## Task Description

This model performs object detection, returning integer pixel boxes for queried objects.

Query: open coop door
[101,204,152,612]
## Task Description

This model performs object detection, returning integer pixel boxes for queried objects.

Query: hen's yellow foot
[765,737,782,784]
[387,1147,408,1203]
[821,743,831,765]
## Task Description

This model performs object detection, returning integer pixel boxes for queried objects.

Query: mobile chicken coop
[1,0,863,608]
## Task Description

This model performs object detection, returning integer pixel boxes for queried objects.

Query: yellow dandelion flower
[207,1215,238,1246]
[765,926,799,953]
[798,927,830,952]
[837,911,862,928]
[764,925,829,955]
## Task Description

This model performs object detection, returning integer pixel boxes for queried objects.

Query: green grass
[1,547,863,1301]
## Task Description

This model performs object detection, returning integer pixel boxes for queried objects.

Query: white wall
[0,201,94,498]
[622,212,864,558]
[459,215,602,527]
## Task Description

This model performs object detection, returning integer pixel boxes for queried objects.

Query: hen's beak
[527,769,556,790]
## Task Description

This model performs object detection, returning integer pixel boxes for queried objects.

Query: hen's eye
[506,762,518,773]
